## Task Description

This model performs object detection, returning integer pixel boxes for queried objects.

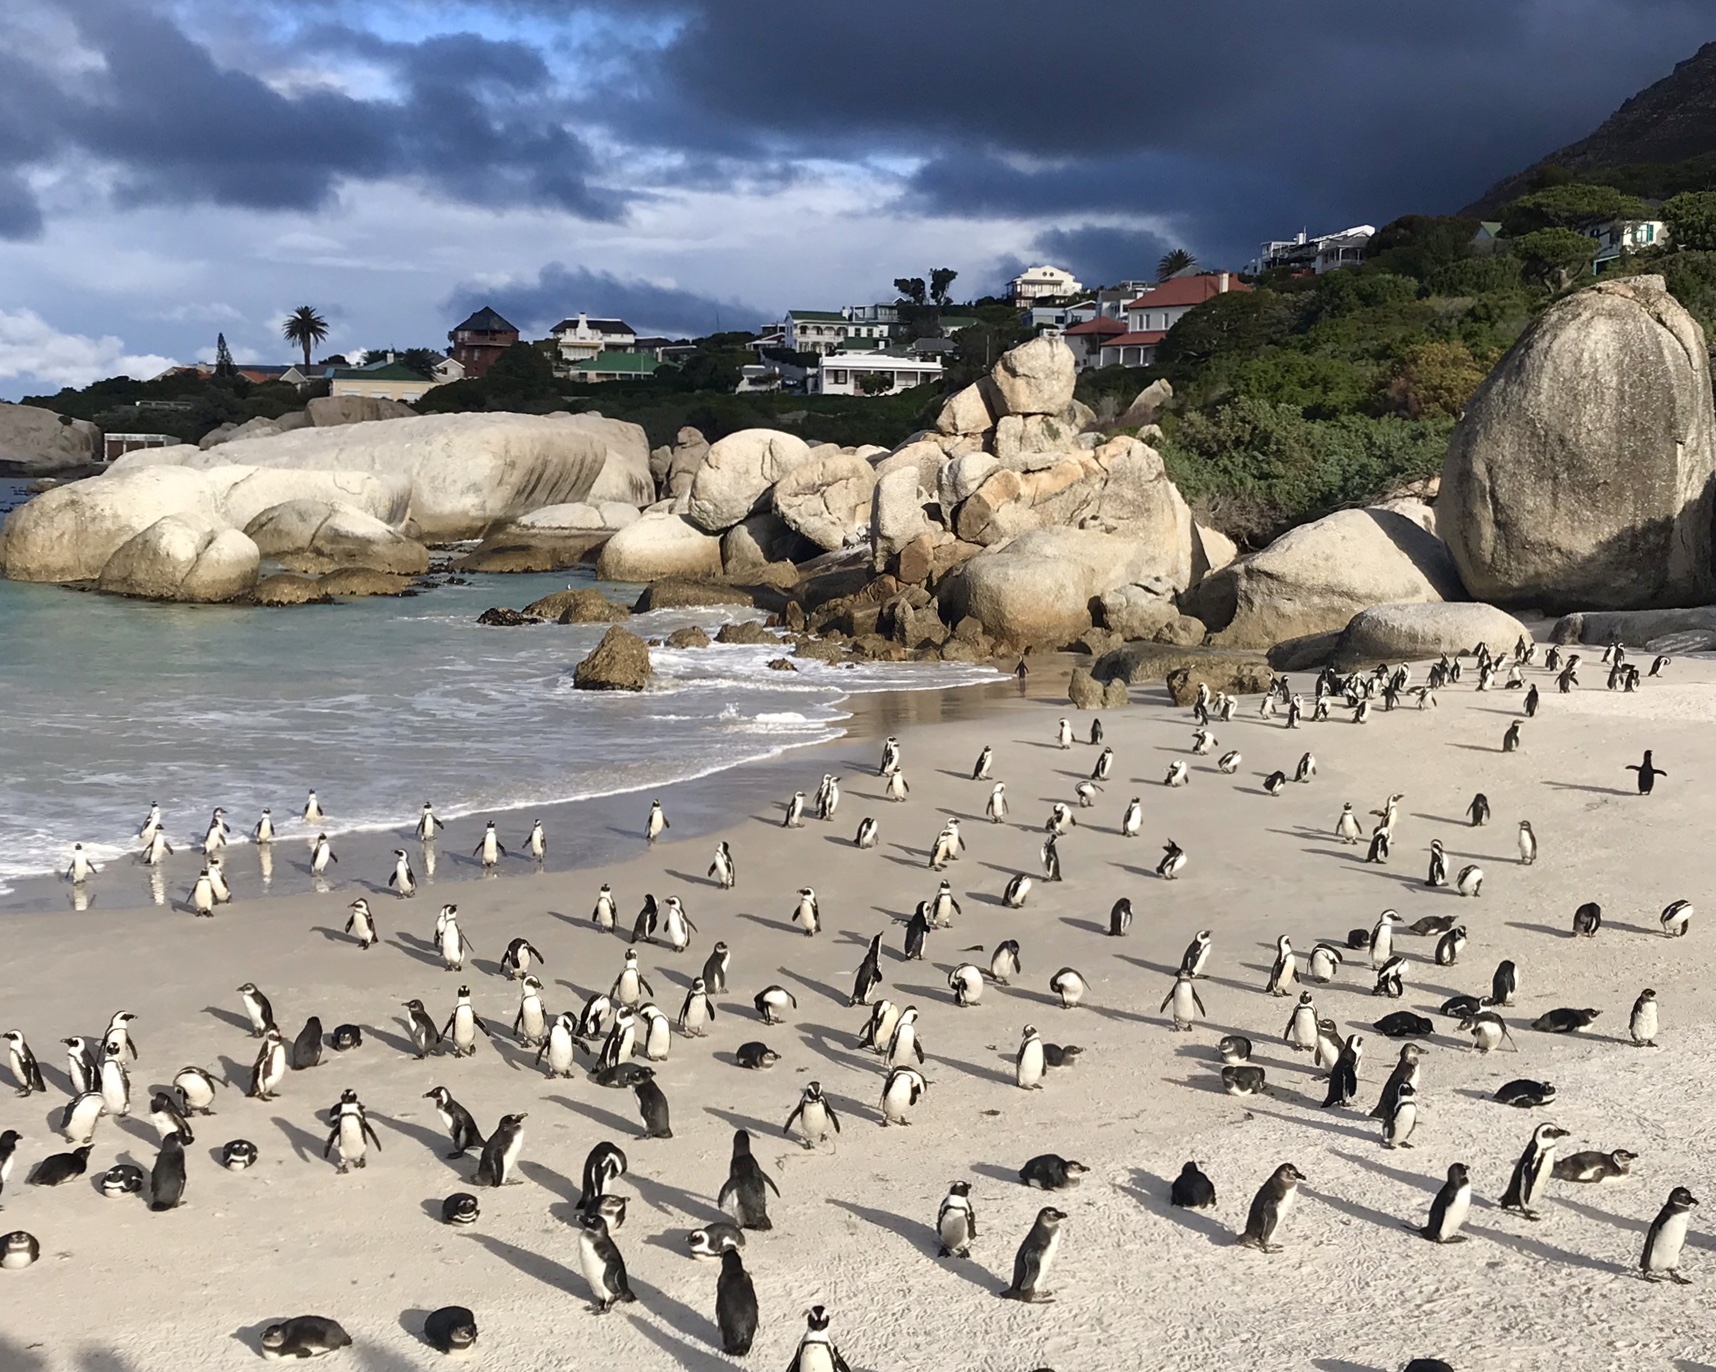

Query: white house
[549,314,638,369]
[810,351,944,396]
[1007,264,1083,304]
[1096,272,1250,368]
[784,310,893,355]
[1247,225,1376,276]
[1587,218,1668,270]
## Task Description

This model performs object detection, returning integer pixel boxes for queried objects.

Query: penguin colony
[7,634,1709,1368]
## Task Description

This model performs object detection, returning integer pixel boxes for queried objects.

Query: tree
[1664,192,1716,252]
[282,306,329,369]
[214,333,235,378]
[893,277,926,306]
[1157,248,1197,280]
[400,347,441,380]
[1499,184,1652,237]
[1383,341,1489,420]
[1512,228,1596,290]
[856,371,895,395]
[929,267,959,306]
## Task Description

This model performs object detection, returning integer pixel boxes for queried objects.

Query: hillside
[1464,41,1716,214]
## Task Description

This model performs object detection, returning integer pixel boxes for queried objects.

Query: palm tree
[1157,249,1197,281]
[282,306,329,369]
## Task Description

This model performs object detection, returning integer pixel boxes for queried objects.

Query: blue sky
[0,0,1710,396]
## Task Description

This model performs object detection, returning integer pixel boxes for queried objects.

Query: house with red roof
[1096,271,1250,368]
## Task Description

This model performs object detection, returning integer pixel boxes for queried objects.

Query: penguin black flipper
[825,1102,841,1133]
[782,1103,804,1137]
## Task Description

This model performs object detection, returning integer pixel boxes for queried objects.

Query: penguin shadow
[350,878,393,897]
[370,1110,463,1169]
[825,1197,993,1292]
[776,967,848,1007]
[1245,1104,1376,1144]
[1305,1185,1403,1234]
[463,1231,583,1294]
[310,925,365,947]
[890,980,946,1002]
[546,1093,638,1140]
[1410,812,1468,827]
[651,966,694,993]
[704,1105,781,1138]
[269,1115,325,1165]
[367,1022,419,1057]
[518,1158,578,1202]
[1060,917,1107,936]
[622,1281,726,1364]
[967,889,1012,908]
[397,1309,437,1350]
[1542,780,1633,797]
[469,957,505,979]
[664,868,720,889]
[416,1196,449,1224]
[626,1166,724,1223]
[203,1005,254,1034]
[1463,1220,1628,1274]
[1129,1168,1227,1243]
[1169,1070,1234,1098]
[1310,1361,1385,1372]
[930,1053,1012,1088]
[1332,1148,1439,1193]
[794,1023,876,1073]
[216,1055,253,1091]
[389,933,444,968]
[1674,1363,1716,1372]
[1004,986,1064,1011]
[1601,921,1660,937]
[734,910,799,936]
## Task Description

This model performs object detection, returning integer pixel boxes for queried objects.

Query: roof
[1066,317,1126,337]
[1122,274,1252,311]
[571,351,660,373]
[1101,331,1168,349]
[451,306,518,335]
[937,316,980,331]
[328,362,434,382]
[821,351,942,370]
[788,310,846,322]
[549,317,635,336]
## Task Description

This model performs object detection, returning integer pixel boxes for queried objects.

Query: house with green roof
[569,350,663,383]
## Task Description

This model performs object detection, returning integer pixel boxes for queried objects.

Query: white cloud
[0,310,177,390]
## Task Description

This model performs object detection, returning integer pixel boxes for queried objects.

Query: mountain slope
[1463,41,1716,215]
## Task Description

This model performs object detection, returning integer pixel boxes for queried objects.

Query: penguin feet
[335,1164,349,1175]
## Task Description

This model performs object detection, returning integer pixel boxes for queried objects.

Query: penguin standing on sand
[324,1090,381,1173]
[1160,971,1205,1032]
[441,986,489,1057]
[1467,793,1490,826]
[423,1087,485,1158]
[1426,840,1448,888]
[576,1211,636,1312]
[524,820,546,863]
[1238,1164,1304,1252]
[1336,804,1362,844]
[1266,936,1297,997]
[1000,1207,1065,1301]
[1631,989,1660,1047]
[1414,1163,1471,1243]
[475,1113,527,1186]
[1641,1187,1700,1284]
[787,1307,852,1370]
[1501,1123,1568,1219]
[784,1081,841,1147]
[389,850,416,898]
[972,746,993,781]
[718,1130,780,1230]
[473,822,507,869]
[4,1033,44,1096]
[646,800,669,844]
[708,841,736,889]
[937,1181,978,1257]
[1627,750,1666,794]
[715,1249,758,1356]
[345,898,378,949]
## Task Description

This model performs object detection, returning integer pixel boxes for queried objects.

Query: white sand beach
[2,655,1715,1372]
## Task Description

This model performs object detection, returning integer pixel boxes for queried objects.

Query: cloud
[1009,224,1179,293]
[446,262,767,338]
[0,309,176,390]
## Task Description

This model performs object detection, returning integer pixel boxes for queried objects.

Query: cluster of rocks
[0,402,102,476]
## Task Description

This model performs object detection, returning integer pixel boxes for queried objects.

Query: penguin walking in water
[1238,1164,1305,1252]
[1501,1123,1569,1220]
[302,790,324,825]
[524,819,546,863]
[937,1181,978,1257]
[719,1130,780,1230]
[646,799,669,844]
[784,1081,841,1147]
[1000,1206,1066,1301]
[1641,1187,1700,1284]
[309,833,337,878]
[415,802,445,843]
[142,828,174,867]
[64,844,98,885]
[576,1211,636,1313]
[473,822,507,870]
[1412,1163,1472,1243]
[708,841,736,889]
[1627,750,1666,794]
[324,1090,381,1173]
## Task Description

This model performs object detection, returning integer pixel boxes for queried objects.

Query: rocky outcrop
[595,512,724,582]
[254,573,329,606]
[1117,378,1172,429]
[715,620,775,645]
[1191,523,1237,582]
[96,514,259,602]
[870,465,933,567]
[245,500,429,575]
[305,396,416,427]
[772,454,876,551]
[477,606,536,627]
[1209,507,1466,649]
[1093,642,1272,696]
[652,427,710,498]
[1440,276,1716,611]
[1099,582,1180,640]
[935,382,999,437]
[1068,667,1105,709]
[685,429,812,532]
[1549,605,1716,648]
[573,625,652,690]
[455,531,609,573]
[664,625,712,648]
[317,569,415,596]
[989,336,1076,416]
[1,465,221,582]
[1331,602,1531,670]
[512,501,640,532]
[520,587,630,623]
[0,402,100,474]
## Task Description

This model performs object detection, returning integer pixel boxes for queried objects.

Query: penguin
[783,791,806,828]
[1306,942,1343,983]
[323,1090,381,1173]
[1365,824,1391,864]
[1661,899,1693,938]
[414,802,445,843]
[260,1318,353,1361]
[1238,1164,1305,1252]
[1531,1007,1602,1034]
[786,1306,852,1371]
[1000,1206,1066,1302]
[698,940,730,996]
[1554,1148,1638,1183]
[3,1032,43,1096]
[1218,1035,1252,1065]
[64,842,99,885]
[902,906,932,961]
[1631,988,1659,1046]
[1322,1033,1364,1108]
[597,1009,638,1072]
[30,1144,93,1187]
[289,1017,323,1072]
[630,894,659,946]
[404,998,443,1059]
[1371,1044,1423,1120]
[679,977,717,1037]
[634,1076,673,1138]
[1180,930,1213,978]
[612,949,654,1007]
[1501,720,1521,752]
[202,808,229,857]
[1056,719,1073,750]
[1460,1009,1516,1054]
[1369,910,1402,968]
[1039,834,1063,883]
[437,906,474,970]
[1223,1065,1267,1096]
[885,1007,924,1067]
[61,1093,105,1146]
[441,985,491,1058]
[1190,728,1216,756]
[1455,864,1484,898]
[880,1065,927,1125]
[94,1047,130,1117]
[99,1162,144,1197]
[1627,750,1666,794]
[857,1000,901,1056]
[345,898,378,949]
[658,897,696,952]
[1092,746,1114,782]
[785,1080,842,1146]
[535,1013,577,1078]
[949,963,984,1007]
[937,1180,978,1257]
[719,1129,780,1228]
[1160,971,1205,1032]
[106,1010,139,1061]
[885,768,910,802]
[1641,1188,1700,1283]
[221,1139,258,1171]
[141,824,175,869]
[687,1223,746,1259]
[880,735,902,774]
[1570,901,1602,937]
[990,939,1022,985]
[1375,1012,1432,1039]
[1383,1081,1419,1149]
[1218,750,1242,775]
[854,816,879,849]
[1049,968,1087,1009]
[147,1133,186,1211]
[1165,761,1190,787]
[1466,792,1490,826]
[1171,1162,1216,1209]
[1266,936,1297,997]
[150,1085,199,1144]
[1500,1123,1569,1219]
[1373,955,1407,999]
[646,799,669,843]
[637,1004,672,1062]
[925,881,960,928]
[1090,717,1105,744]
[424,1307,478,1356]
[389,850,416,898]
[1335,803,1362,844]
[167,1066,216,1118]
[735,1042,779,1070]
[1494,1079,1556,1107]
[929,819,964,869]
[972,745,994,781]
[710,1248,761,1357]
[1490,959,1520,1006]
[592,884,617,929]
[64,1037,99,1096]
[1516,820,1538,866]
[499,937,545,981]
[1012,1025,1047,1089]
[1413,1163,1472,1243]
[708,840,736,889]
[1425,839,1448,889]
[1157,839,1187,880]
[1294,751,1316,782]
[1284,991,1319,1051]
[138,801,163,846]
[754,986,797,1025]
[441,1192,480,1226]
[309,833,337,877]
[577,993,614,1046]
[793,888,821,937]
[575,1211,636,1313]
[190,868,216,918]
[524,819,546,863]
[475,1113,526,1186]
[817,774,842,822]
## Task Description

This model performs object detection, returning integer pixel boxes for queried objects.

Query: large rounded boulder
[595,511,724,582]
[244,500,429,576]
[989,336,1076,416]
[96,513,259,602]
[1331,602,1531,670]
[773,453,877,551]
[1440,275,1716,611]
[0,466,221,582]
[0,402,100,474]
[685,429,812,532]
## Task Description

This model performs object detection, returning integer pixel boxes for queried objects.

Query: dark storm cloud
[446,262,766,338]
[1020,225,1179,293]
